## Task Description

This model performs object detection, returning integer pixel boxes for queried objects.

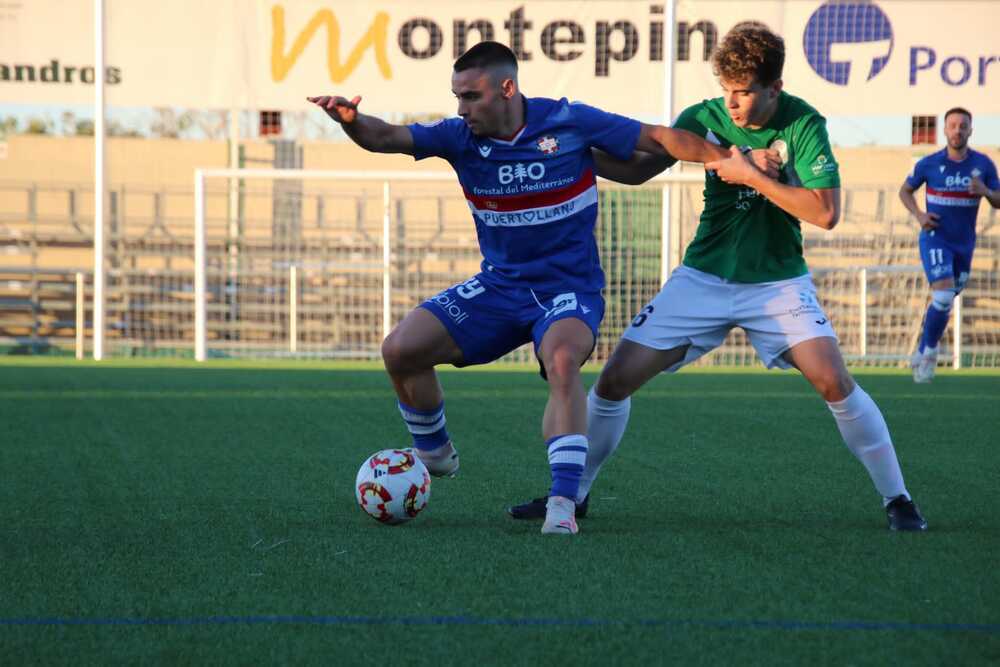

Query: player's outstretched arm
[631,125,779,179]
[635,124,729,165]
[592,149,673,185]
[898,181,940,230]
[307,95,414,155]
[707,145,841,229]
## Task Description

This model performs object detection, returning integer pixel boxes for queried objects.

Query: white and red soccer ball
[355,449,431,525]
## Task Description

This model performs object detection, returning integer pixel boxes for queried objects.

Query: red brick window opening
[911,115,936,145]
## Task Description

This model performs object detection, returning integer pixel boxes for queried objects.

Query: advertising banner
[1,0,997,118]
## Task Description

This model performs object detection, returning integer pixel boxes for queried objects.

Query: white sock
[577,386,631,503]
[827,385,908,504]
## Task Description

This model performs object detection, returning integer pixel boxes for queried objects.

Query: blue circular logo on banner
[804,1,893,85]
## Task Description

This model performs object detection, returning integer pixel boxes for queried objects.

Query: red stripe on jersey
[927,187,976,199]
[464,168,596,212]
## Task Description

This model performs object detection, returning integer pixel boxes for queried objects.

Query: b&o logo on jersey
[945,174,972,188]
[803,1,893,85]
[498,162,546,185]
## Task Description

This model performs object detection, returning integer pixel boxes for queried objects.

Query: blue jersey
[409,97,641,292]
[905,148,999,252]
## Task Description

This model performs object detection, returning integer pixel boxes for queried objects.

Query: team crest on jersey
[536,136,560,155]
[769,139,789,168]
[972,168,982,178]
[477,144,493,158]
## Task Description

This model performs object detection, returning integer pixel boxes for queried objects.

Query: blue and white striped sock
[547,434,588,500]
[397,401,450,452]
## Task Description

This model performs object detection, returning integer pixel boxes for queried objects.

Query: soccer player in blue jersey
[899,107,1000,383]
[309,41,738,534]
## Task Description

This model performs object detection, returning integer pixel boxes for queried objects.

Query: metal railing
[1,177,998,367]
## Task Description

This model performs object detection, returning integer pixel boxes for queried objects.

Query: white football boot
[541,495,579,535]
[415,441,460,478]
[912,349,937,384]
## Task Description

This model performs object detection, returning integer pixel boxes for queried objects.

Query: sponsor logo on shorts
[431,278,485,326]
[787,290,823,319]
[929,263,949,278]
[431,292,471,325]
[549,292,578,317]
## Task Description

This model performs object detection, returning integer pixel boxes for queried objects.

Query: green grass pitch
[1,358,998,664]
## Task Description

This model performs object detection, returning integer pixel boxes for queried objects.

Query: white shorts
[622,265,838,371]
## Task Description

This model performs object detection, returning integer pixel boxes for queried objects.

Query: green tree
[26,117,51,135]
[151,108,194,138]
[0,116,17,139]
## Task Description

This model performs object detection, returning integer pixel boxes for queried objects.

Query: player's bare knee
[543,346,581,389]
[381,331,416,375]
[594,367,631,402]
[379,334,402,373]
[812,369,854,403]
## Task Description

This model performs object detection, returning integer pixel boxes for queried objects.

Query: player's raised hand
[968,176,989,196]
[749,148,781,179]
[307,95,362,125]
[916,211,940,231]
[705,145,759,185]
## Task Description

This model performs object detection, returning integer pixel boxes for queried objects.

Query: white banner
[1,0,997,117]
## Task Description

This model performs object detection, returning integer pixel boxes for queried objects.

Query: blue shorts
[420,273,605,369]
[919,233,972,290]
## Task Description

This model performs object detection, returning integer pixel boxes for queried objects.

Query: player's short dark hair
[944,107,972,123]
[454,41,518,75]
[711,23,784,86]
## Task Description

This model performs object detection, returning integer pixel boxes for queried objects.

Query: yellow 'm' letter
[271,5,392,83]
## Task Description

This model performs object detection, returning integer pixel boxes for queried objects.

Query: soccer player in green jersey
[509,23,927,531]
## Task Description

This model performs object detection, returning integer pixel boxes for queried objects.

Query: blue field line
[1,615,998,634]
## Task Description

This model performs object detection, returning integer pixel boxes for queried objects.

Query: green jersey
[673,92,840,283]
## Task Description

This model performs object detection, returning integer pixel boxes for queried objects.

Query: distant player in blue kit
[309,41,744,534]
[899,108,1000,383]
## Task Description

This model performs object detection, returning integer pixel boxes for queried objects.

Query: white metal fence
[1,172,998,367]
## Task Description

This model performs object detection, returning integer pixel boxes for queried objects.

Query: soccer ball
[355,448,431,525]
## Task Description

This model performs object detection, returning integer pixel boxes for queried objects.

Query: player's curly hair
[711,22,785,86]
